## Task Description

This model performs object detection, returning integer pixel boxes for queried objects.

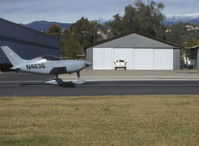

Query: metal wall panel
[104,48,114,69]
[173,49,180,70]
[133,49,154,70]
[197,50,199,69]
[93,48,102,69]
[93,48,104,70]
[153,49,173,70]
[86,48,93,63]
[93,48,114,70]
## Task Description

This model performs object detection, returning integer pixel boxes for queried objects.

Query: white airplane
[1,46,92,85]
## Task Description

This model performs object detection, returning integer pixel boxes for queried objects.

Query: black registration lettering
[26,63,46,70]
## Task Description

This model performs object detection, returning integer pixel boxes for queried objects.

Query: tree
[70,17,98,47]
[165,23,199,45]
[46,24,62,38]
[108,0,166,39]
[165,23,184,45]
[183,40,199,58]
[59,17,102,58]
[109,14,128,36]
[60,36,81,59]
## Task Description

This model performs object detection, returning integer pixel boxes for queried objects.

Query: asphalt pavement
[1,72,199,96]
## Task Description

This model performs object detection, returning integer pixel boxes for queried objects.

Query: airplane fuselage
[12,57,88,75]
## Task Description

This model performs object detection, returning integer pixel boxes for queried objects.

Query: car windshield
[42,55,61,61]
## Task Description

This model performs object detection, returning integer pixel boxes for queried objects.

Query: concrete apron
[59,70,199,81]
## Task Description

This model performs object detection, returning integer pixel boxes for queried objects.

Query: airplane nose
[84,61,92,67]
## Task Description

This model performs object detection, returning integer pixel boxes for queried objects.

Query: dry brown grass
[0,95,199,146]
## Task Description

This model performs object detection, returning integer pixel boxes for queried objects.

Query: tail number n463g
[26,63,45,70]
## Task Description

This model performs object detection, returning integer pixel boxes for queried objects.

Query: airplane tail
[1,46,25,66]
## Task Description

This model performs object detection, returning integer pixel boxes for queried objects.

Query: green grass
[0,95,199,146]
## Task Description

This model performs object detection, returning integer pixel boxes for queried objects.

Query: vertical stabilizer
[1,46,25,66]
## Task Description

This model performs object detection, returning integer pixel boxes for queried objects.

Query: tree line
[45,0,199,59]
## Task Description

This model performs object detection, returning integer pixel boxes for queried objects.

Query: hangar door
[133,49,154,69]
[93,48,114,70]
[93,48,133,70]
[133,48,173,70]
[93,48,175,70]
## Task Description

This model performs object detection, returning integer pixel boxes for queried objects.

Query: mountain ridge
[24,21,72,31]
[165,13,199,25]
[23,13,199,31]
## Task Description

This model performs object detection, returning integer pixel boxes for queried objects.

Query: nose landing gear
[72,71,85,85]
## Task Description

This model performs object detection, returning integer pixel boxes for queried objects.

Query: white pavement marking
[62,78,199,82]
[0,80,43,83]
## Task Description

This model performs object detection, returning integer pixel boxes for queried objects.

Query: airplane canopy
[42,55,61,61]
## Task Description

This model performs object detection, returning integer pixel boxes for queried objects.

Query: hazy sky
[0,0,198,24]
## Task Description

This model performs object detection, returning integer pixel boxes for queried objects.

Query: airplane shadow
[20,81,100,88]
[20,81,76,88]
[59,82,76,88]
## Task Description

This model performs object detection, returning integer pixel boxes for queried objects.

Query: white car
[114,60,127,70]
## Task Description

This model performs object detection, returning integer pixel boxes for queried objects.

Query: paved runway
[1,72,199,96]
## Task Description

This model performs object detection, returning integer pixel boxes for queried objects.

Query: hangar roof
[0,18,59,49]
[188,45,199,50]
[89,33,180,49]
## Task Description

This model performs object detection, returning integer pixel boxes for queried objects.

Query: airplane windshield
[42,56,61,61]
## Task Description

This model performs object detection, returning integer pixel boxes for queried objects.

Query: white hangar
[86,33,181,70]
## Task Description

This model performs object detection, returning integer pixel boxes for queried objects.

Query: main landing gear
[45,71,85,85]
[72,71,85,85]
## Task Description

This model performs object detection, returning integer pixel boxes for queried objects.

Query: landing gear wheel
[72,71,85,85]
